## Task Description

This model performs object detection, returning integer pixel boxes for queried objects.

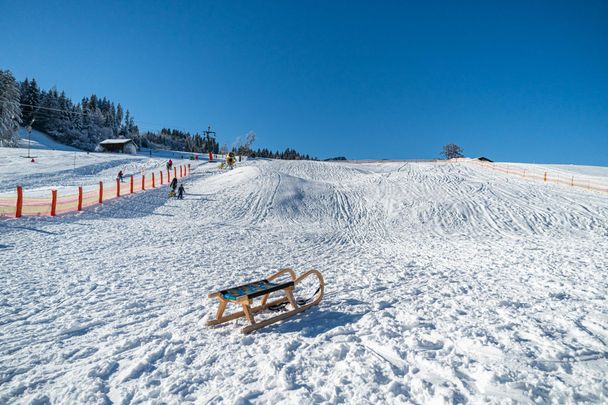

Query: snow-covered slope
[1,129,213,195]
[17,127,81,152]
[0,146,197,195]
[487,161,608,189]
[1,157,607,403]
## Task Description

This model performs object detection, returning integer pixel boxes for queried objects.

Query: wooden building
[97,139,138,155]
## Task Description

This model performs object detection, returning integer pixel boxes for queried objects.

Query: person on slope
[168,177,178,197]
[177,184,185,200]
[168,159,173,170]
[118,170,124,182]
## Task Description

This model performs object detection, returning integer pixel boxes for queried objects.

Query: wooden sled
[206,268,324,334]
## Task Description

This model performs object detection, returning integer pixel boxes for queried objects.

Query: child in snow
[170,177,178,192]
[118,170,124,182]
[177,184,185,199]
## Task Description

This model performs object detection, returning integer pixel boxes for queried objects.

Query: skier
[177,184,185,200]
[117,170,124,182]
[168,159,173,170]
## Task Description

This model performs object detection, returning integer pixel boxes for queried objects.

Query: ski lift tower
[203,125,216,161]
[21,118,37,160]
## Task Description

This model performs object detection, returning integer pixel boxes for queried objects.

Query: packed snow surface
[0,145,197,195]
[1,149,607,403]
[17,127,81,152]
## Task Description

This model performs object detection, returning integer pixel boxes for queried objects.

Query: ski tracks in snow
[1,159,608,403]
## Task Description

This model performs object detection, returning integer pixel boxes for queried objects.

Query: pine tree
[0,70,22,147]
[122,109,131,137]
[37,87,61,134]
[116,103,123,131]
[21,77,40,127]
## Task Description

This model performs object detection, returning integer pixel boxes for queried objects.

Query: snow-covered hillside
[17,127,81,152]
[0,146,198,196]
[1,154,607,403]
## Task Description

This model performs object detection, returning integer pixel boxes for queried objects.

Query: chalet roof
[99,139,135,145]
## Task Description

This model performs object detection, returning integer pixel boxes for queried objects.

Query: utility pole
[27,118,35,159]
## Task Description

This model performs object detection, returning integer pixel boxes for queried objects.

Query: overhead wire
[16,102,212,135]
[3,99,221,151]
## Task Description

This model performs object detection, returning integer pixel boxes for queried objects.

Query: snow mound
[201,165,262,192]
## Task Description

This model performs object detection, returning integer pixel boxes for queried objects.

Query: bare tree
[441,143,464,159]
[233,130,257,156]
[244,130,256,148]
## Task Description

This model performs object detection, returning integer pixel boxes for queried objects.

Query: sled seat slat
[219,280,294,301]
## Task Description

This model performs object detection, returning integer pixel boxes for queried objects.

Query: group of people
[169,177,186,199]
[116,159,185,199]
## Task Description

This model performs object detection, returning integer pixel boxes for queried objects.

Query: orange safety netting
[1,164,191,218]
[0,195,17,217]
[471,161,608,194]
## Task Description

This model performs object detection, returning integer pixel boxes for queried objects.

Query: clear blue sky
[1,0,607,164]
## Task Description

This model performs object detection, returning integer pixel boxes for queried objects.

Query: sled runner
[206,268,324,334]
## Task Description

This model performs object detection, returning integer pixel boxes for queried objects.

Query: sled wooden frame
[206,268,324,334]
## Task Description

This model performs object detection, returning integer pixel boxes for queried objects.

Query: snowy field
[0,130,202,196]
[1,146,608,403]
[485,160,608,189]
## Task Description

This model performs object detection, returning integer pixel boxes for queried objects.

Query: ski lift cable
[13,101,216,136]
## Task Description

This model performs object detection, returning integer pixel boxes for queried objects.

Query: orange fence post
[16,185,23,218]
[209,151,213,161]
[180,165,183,177]
[50,190,57,216]
[160,170,164,185]
[130,175,134,193]
[174,166,177,179]
[99,181,103,204]
[152,172,155,188]
[116,178,120,197]
[544,172,547,182]
[78,186,83,211]
[167,170,171,182]
[142,175,145,190]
